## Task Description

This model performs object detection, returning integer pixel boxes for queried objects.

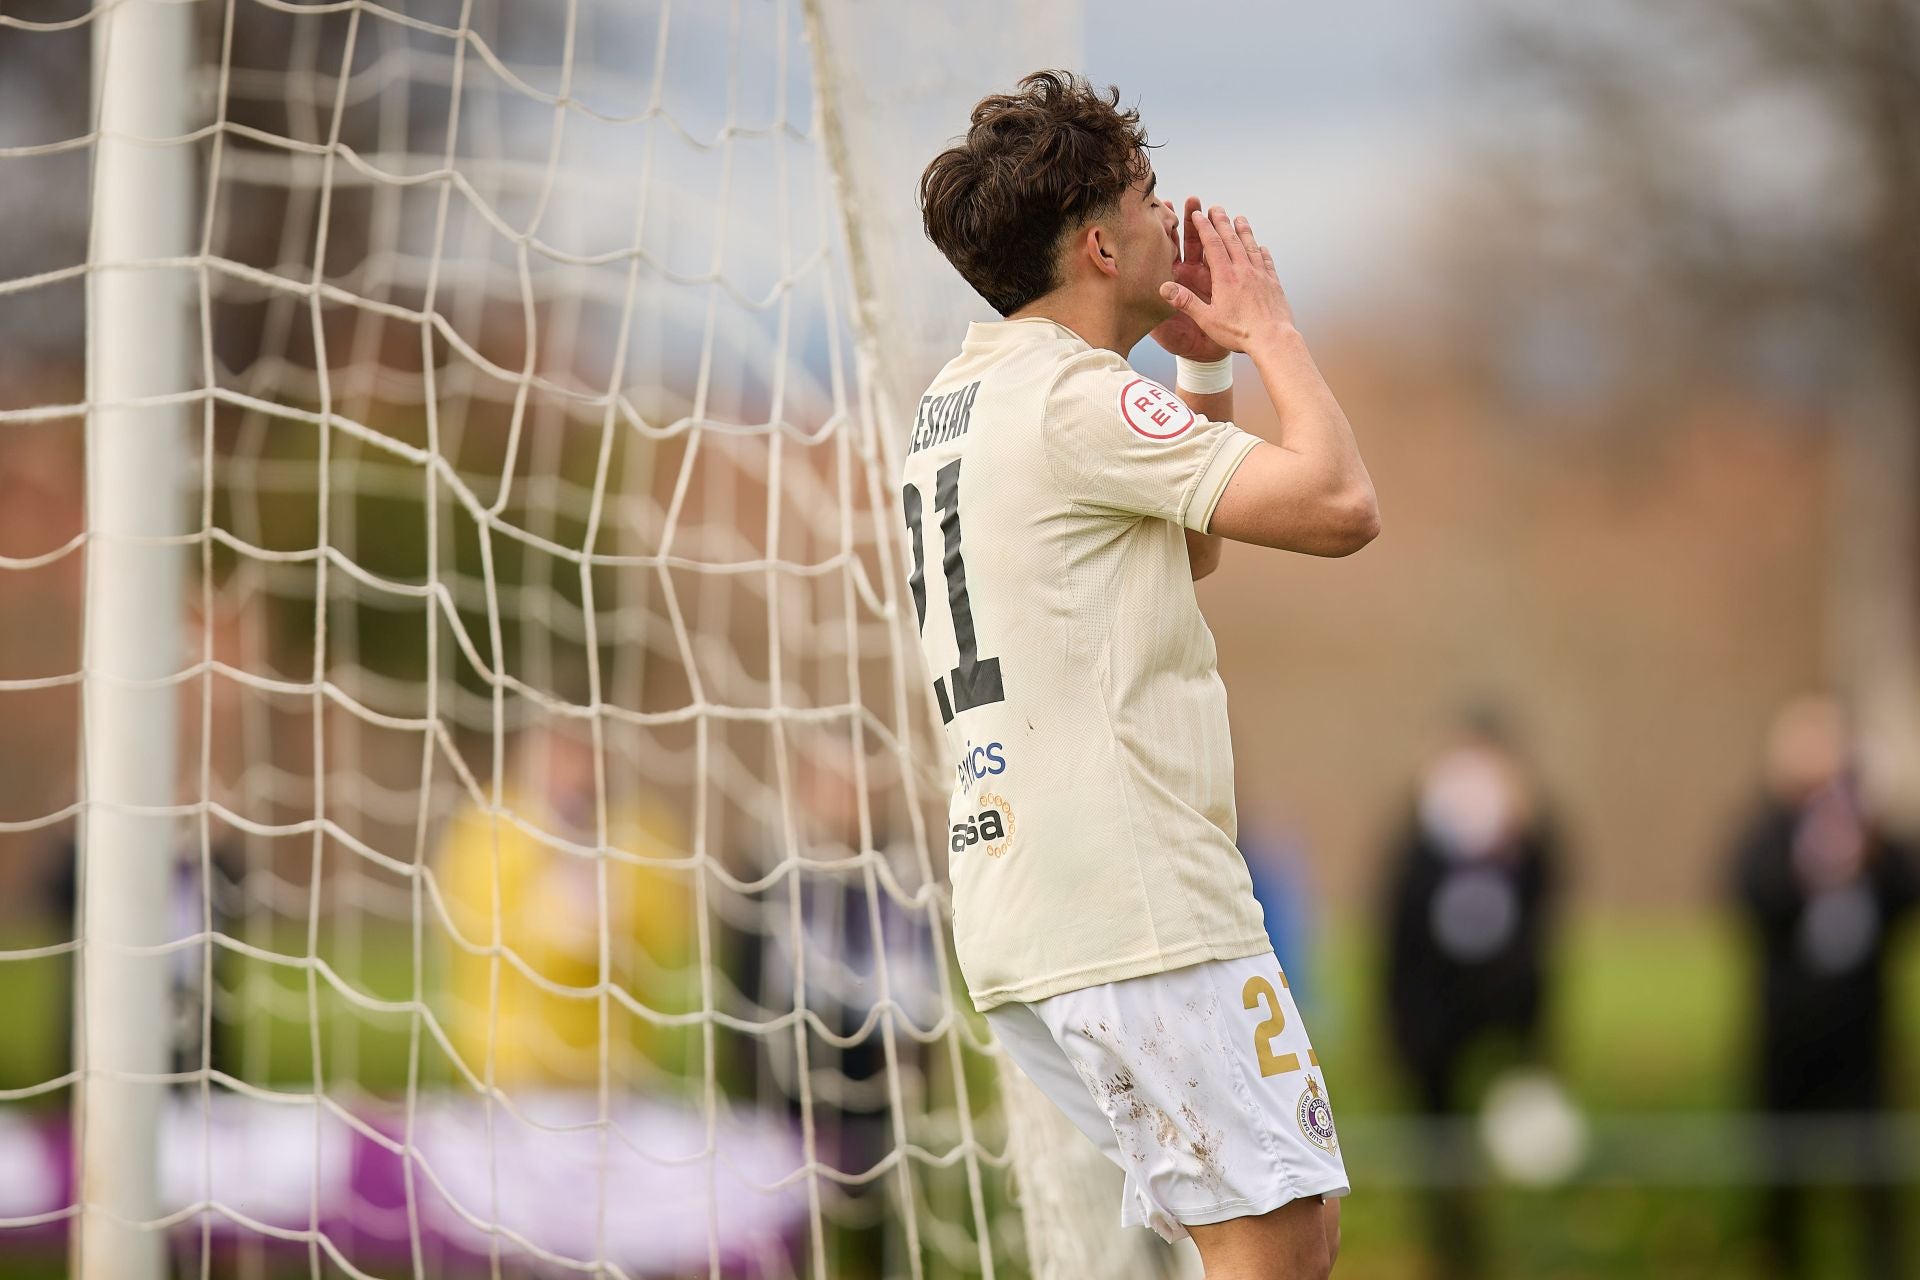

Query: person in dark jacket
[1381,709,1561,1280]
[1730,694,1918,1280]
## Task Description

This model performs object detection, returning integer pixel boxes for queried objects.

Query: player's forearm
[1245,325,1376,516]
[1175,383,1230,580]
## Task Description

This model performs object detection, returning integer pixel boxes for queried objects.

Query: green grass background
[2,914,1915,1278]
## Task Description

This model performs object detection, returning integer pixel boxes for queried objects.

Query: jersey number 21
[902,458,1005,724]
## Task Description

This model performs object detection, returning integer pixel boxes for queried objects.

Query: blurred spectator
[39,837,239,1083]
[726,739,940,1106]
[1729,693,1918,1280]
[39,595,250,1087]
[1380,708,1562,1280]
[437,720,694,1089]
[721,739,939,1278]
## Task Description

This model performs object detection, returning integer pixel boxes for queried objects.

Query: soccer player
[904,72,1378,1279]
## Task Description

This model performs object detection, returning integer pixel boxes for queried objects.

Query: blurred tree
[1468,0,1920,830]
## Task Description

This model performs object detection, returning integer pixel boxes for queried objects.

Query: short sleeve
[1042,351,1259,533]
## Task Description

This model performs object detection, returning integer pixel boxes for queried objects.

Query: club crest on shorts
[1118,377,1195,440]
[1297,1075,1338,1154]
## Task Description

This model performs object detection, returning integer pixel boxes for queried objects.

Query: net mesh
[0,1,1104,1276]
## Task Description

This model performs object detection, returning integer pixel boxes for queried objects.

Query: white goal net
[0,2,1190,1278]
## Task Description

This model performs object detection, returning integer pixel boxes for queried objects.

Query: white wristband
[1175,355,1233,395]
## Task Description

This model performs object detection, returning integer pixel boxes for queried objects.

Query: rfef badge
[1118,377,1195,440]
[1297,1075,1338,1154]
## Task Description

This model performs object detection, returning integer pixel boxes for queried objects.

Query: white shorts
[984,950,1349,1242]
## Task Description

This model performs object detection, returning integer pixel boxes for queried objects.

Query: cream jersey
[899,316,1270,1010]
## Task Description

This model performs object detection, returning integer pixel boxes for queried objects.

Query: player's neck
[1009,288,1146,358]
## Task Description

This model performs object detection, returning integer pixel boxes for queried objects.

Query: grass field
[1316,915,1920,1279]
[2,913,1915,1278]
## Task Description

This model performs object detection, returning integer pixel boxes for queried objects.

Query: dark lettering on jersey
[907,380,981,455]
[900,455,1007,725]
[949,805,1008,854]
[934,456,1003,717]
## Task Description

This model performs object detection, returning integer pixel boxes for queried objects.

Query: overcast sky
[0,3,1528,374]
[1085,1,1490,322]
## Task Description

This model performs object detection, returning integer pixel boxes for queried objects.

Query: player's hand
[1149,196,1230,363]
[1157,204,1296,354]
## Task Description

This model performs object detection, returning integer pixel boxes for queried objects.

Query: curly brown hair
[919,70,1152,317]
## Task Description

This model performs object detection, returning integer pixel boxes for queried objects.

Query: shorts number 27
[1241,972,1319,1078]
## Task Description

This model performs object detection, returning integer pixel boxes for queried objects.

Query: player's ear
[1083,223,1120,280]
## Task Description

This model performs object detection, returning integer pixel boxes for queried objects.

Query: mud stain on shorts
[1101,1066,1150,1122]
[1180,1101,1228,1196]
[1154,1107,1180,1152]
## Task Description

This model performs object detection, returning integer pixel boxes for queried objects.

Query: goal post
[78,1,196,1276]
